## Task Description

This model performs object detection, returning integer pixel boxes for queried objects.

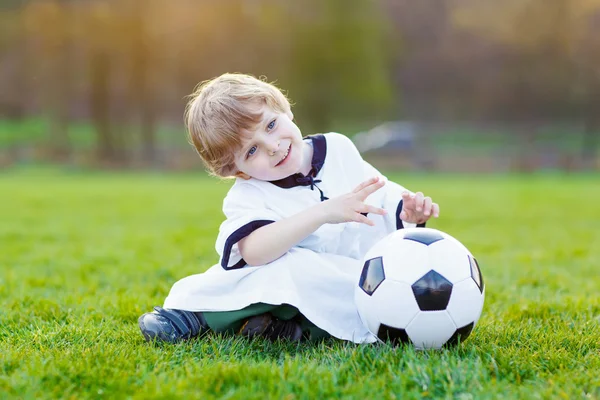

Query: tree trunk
[12,5,27,119]
[140,92,157,166]
[47,29,71,162]
[39,1,72,162]
[130,6,157,165]
[581,25,600,170]
[90,50,113,163]
[582,92,600,169]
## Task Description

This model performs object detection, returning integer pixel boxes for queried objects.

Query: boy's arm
[238,177,387,267]
[237,203,326,267]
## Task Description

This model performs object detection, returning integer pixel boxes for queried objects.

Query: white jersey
[163,132,419,343]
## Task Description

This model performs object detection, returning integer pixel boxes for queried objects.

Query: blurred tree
[0,5,26,119]
[85,2,115,163]
[286,0,395,134]
[577,8,600,166]
[3,0,597,171]
[129,0,157,165]
[384,0,454,120]
[24,0,73,160]
[453,0,600,167]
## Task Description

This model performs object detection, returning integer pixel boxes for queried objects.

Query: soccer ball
[355,228,485,349]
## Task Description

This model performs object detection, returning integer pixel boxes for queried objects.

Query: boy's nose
[266,139,280,155]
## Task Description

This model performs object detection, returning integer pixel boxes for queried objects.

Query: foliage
[1,0,600,166]
[0,0,397,162]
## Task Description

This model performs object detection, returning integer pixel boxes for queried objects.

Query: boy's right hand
[319,176,387,226]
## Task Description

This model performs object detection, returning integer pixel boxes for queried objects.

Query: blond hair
[185,73,291,178]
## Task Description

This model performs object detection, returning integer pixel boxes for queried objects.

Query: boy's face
[234,104,306,181]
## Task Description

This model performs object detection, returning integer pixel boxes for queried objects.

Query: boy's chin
[251,162,302,181]
[268,169,297,181]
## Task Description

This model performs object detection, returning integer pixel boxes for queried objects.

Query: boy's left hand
[399,191,439,224]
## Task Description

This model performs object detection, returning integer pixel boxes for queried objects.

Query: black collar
[269,134,327,189]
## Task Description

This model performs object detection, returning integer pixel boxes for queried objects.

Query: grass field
[1,169,599,399]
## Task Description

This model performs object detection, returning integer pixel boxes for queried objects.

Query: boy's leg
[205,303,329,341]
[203,303,299,333]
[139,303,329,343]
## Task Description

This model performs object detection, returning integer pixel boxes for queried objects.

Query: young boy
[138,73,439,344]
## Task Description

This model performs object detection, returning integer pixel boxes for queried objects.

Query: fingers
[401,191,413,206]
[356,178,386,200]
[423,196,432,216]
[413,192,424,212]
[400,210,408,221]
[400,191,413,221]
[354,213,376,226]
[401,191,439,221]
[352,176,380,194]
[359,204,387,216]
[422,198,439,218]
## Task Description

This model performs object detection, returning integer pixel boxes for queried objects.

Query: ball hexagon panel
[358,257,385,296]
[445,322,474,347]
[402,228,445,246]
[446,278,485,328]
[468,256,484,293]
[411,270,453,311]
[377,324,410,345]
[373,280,420,329]
[380,239,431,285]
[428,239,472,283]
[405,310,456,349]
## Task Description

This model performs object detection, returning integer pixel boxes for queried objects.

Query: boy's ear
[287,110,294,120]
[234,171,252,180]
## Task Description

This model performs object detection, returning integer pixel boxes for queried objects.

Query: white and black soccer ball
[355,228,485,349]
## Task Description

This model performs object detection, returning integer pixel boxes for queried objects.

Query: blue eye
[247,146,257,157]
[267,119,276,130]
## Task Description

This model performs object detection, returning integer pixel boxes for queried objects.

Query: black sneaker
[138,306,207,343]
[238,313,303,342]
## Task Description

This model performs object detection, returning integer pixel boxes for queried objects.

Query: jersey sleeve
[215,183,280,270]
[331,133,425,232]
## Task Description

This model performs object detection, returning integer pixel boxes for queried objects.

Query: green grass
[1,169,599,399]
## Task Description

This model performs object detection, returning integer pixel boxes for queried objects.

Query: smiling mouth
[275,145,291,167]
